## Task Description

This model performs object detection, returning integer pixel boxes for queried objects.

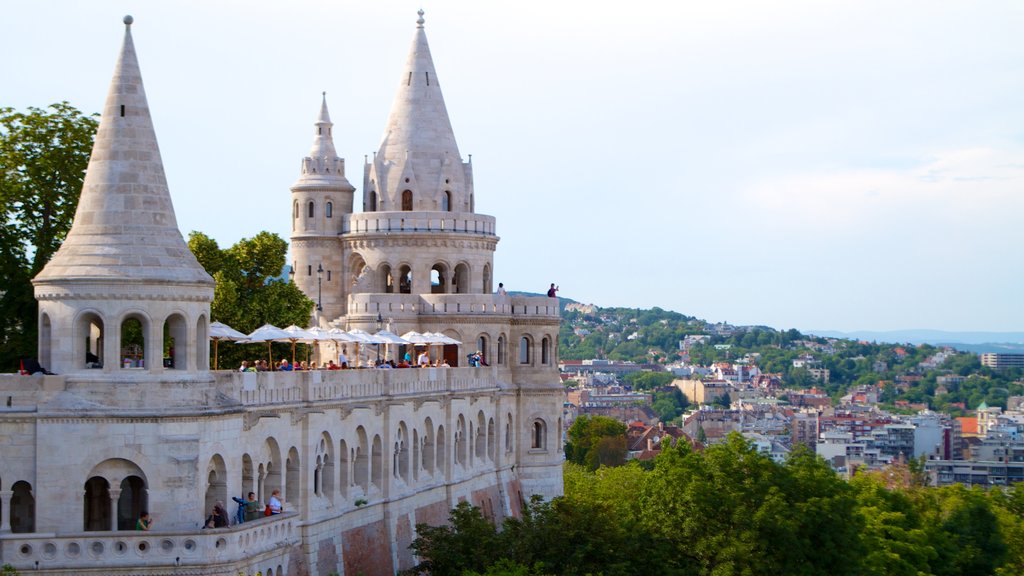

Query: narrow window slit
[120,105,125,117]
[425,72,430,86]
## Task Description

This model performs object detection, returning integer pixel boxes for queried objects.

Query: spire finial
[416,9,425,28]
[123,14,133,27]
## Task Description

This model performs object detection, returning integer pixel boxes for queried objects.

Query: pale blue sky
[6,1,1023,333]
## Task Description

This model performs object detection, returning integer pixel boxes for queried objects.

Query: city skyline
[5,1,1022,333]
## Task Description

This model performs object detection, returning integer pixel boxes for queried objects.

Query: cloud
[740,147,1024,236]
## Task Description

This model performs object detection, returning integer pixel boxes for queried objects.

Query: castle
[0,12,563,576]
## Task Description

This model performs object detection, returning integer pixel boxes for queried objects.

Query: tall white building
[0,12,563,576]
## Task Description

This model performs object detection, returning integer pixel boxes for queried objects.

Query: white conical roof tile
[34,16,213,286]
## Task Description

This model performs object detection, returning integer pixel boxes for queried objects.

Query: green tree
[564,415,627,470]
[187,231,314,367]
[0,103,98,370]
[406,502,502,576]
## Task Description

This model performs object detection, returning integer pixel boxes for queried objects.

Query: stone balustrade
[346,294,560,319]
[226,365,499,407]
[0,366,503,411]
[343,211,496,236]
[0,512,297,572]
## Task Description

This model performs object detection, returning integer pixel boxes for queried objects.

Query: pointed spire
[376,9,461,165]
[369,10,470,211]
[34,16,212,286]
[310,91,338,160]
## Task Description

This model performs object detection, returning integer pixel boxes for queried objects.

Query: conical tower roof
[376,9,462,168]
[34,16,213,286]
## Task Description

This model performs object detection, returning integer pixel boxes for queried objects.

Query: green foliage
[408,437,1024,576]
[187,231,314,368]
[622,370,675,390]
[0,102,98,370]
[564,415,627,470]
[1,564,20,576]
[406,502,502,576]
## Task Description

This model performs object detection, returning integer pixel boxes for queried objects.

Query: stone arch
[163,312,189,370]
[422,417,435,477]
[39,312,52,370]
[292,200,298,230]
[380,263,394,293]
[519,335,533,365]
[430,262,450,294]
[196,313,209,370]
[75,309,105,369]
[532,418,548,450]
[401,190,413,211]
[475,411,487,460]
[11,480,35,533]
[286,446,300,507]
[318,433,335,502]
[505,412,514,454]
[394,421,409,484]
[497,334,506,365]
[476,334,490,367]
[371,434,383,491]
[205,454,228,519]
[482,264,491,294]
[541,336,551,365]
[83,476,111,531]
[436,424,446,478]
[455,414,467,469]
[398,264,412,294]
[487,417,496,462]
[354,426,369,493]
[307,200,315,218]
[412,428,420,482]
[338,438,350,499]
[349,254,368,286]
[453,262,470,294]
[242,454,255,497]
[85,458,149,531]
[263,437,283,499]
[326,200,333,218]
[118,310,151,370]
[369,190,378,212]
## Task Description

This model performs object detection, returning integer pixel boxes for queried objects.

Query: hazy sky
[6,1,1023,333]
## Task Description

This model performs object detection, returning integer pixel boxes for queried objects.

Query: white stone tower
[289,93,355,325]
[32,16,214,378]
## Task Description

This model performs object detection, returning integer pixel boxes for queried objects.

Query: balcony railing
[0,512,298,572]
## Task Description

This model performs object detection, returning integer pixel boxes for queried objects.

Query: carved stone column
[0,489,12,532]
[108,488,122,531]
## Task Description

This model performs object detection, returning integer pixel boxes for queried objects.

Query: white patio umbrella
[282,325,316,366]
[245,324,294,367]
[209,321,247,370]
[374,329,412,365]
[424,331,463,366]
[343,328,379,367]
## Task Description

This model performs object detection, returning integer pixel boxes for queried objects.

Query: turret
[32,16,214,376]
[290,93,354,325]
[363,10,474,214]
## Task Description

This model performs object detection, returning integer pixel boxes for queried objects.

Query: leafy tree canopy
[0,103,98,370]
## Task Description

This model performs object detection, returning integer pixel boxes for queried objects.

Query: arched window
[402,190,413,211]
[84,477,111,531]
[164,313,188,370]
[477,336,488,363]
[120,315,146,370]
[442,191,451,212]
[326,201,333,218]
[293,201,298,219]
[286,447,300,506]
[497,336,505,365]
[117,476,147,530]
[532,419,547,450]
[10,481,35,533]
[369,191,378,212]
[541,337,550,365]
[431,263,448,294]
[308,201,315,218]
[399,266,412,294]
[520,336,531,364]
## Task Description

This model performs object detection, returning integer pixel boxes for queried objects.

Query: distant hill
[808,329,1024,353]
